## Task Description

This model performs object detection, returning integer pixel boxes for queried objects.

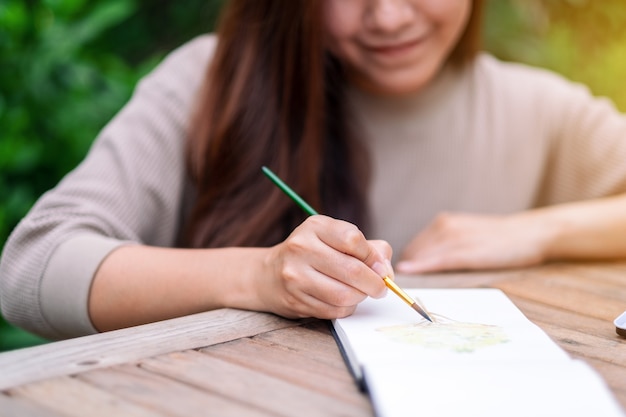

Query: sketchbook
[332,288,625,417]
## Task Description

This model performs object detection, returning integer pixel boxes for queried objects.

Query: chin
[357,65,441,97]
[368,76,433,97]
[347,60,443,97]
[376,82,428,97]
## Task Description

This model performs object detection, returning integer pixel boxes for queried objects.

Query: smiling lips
[370,39,420,53]
[364,35,428,62]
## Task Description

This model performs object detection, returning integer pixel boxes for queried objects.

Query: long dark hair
[182,0,484,248]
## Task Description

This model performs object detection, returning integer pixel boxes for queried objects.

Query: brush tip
[412,303,433,322]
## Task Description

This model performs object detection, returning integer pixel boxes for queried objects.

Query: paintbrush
[262,166,433,322]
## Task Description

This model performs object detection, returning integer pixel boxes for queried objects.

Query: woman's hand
[397,195,626,274]
[396,212,552,274]
[259,215,392,319]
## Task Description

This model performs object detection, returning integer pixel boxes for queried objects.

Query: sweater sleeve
[541,77,626,204]
[0,35,217,340]
[475,56,626,206]
[527,68,626,204]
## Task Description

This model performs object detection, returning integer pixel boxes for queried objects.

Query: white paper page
[365,359,625,417]
[334,289,569,369]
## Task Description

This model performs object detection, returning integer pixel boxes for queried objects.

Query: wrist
[528,206,574,261]
[212,247,271,312]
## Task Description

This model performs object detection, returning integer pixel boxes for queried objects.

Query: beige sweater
[2,34,626,339]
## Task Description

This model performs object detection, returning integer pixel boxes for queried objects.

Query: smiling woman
[1,0,626,345]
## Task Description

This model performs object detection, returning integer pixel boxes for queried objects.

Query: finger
[279,290,358,320]
[369,239,393,260]
[397,237,475,272]
[396,246,493,273]
[312,216,370,257]
[280,268,364,319]
[303,270,369,310]
[396,257,448,274]
[307,248,387,299]
[397,230,457,273]
[313,216,392,273]
[301,216,388,297]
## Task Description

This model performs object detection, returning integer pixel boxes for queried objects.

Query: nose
[365,0,415,33]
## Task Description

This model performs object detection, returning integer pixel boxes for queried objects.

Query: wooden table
[1,262,625,416]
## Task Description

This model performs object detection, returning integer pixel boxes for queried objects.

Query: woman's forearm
[88,245,269,332]
[541,193,626,261]
[397,193,626,274]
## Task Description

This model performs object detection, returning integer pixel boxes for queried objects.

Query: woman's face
[324,0,472,96]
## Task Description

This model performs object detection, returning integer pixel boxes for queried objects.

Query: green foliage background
[0,0,225,350]
[1,0,625,350]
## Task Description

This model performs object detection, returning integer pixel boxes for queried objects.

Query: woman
[2,0,626,339]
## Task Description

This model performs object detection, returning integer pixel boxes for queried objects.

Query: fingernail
[372,261,393,278]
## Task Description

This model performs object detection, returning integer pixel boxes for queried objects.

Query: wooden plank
[0,309,301,391]
[509,296,620,340]
[77,365,274,417]
[395,261,626,292]
[563,263,626,288]
[527,321,626,366]
[202,336,368,405]
[299,319,335,334]
[494,271,625,321]
[394,268,525,290]
[255,321,353,372]
[0,393,60,417]
[539,266,626,300]
[8,376,163,417]
[140,350,372,417]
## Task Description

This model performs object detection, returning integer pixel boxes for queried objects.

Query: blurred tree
[485,0,626,111]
